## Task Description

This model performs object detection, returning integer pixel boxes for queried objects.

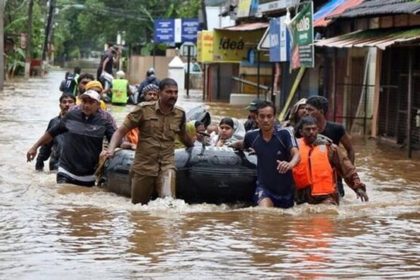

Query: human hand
[26,147,37,162]
[355,187,369,202]
[277,160,292,174]
[197,131,211,137]
[227,143,236,149]
[100,149,114,160]
[247,148,256,155]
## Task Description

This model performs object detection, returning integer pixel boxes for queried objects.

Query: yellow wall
[197,31,214,63]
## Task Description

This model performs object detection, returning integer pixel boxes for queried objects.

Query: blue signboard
[155,18,199,44]
[269,17,290,62]
[269,18,281,62]
[181,19,200,43]
[154,19,175,44]
[279,16,291,62]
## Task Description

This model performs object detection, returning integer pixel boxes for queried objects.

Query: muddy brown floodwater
[0,71,419,279]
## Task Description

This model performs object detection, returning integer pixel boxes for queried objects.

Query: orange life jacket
[125,128,139,145]
[293,138,336,196]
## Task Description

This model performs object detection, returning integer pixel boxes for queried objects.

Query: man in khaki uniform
[104,78,194,204]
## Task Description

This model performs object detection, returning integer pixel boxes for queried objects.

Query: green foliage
[4,0,29,32]
[30,3,45,58]
[53,0,202,59]
[6,47,26,77]
[178,0,201,18]
[4,0,48,76]
[5,0,46,58]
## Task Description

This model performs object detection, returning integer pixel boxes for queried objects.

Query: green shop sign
[290,1,314,69]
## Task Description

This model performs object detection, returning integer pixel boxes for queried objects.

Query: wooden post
[257,51,261,99]
[407,47,413,158]
[186,45,191,97]
[371,48,382,138]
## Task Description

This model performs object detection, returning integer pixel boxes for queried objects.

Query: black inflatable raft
[99,145,257,204]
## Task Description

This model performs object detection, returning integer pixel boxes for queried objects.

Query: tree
[53,0,201,59]
[24,0,34,78]
[4,0,46,78]
[0,0,5,90]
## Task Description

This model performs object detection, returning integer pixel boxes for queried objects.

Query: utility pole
[0,0,5,90]
[24,0,34,78]
[42,0,55,66]
[201,0,208,30]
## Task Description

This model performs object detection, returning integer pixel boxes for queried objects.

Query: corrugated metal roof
[314,0,363,27]
[331,0,420,19]
[315,27,420,49]
[218,22,269,31]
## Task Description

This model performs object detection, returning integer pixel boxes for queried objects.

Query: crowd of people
[26,44,369,208]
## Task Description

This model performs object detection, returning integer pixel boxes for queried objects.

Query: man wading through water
[232,101,300,208]
[293,116,368,205]
[35,94,76,171]
[102,78,194,204]
[27,90,117,186]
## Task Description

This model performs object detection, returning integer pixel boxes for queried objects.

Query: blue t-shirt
[243,127,297,196]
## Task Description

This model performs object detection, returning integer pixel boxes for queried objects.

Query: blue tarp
[313,0,346,21]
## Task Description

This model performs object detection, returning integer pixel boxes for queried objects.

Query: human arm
[101,56,110,73]
[276,129,300,173]
[102,107,139,157]
[340,133,355,164]
[27,132,54,162]
[101,58,110,73]
[120,140,136,150]
[330,145,368,202]
[34,118,58,170]
[35,142,53,170]
[230,130,252,150]
[102,125,130,158]
[28,116,67,163]
[113,48,120,66]
[229,140,244,150]
[104,112,118,143]
[178,120,194,148]
[277,147,300,174]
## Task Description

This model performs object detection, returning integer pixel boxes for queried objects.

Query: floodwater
[0,71,419,279]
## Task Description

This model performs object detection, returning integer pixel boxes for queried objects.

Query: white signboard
[258,0,299,13]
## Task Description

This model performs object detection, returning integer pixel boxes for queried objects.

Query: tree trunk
[0,0,5,90]
[24,0,34,78]
[42,0,55,66]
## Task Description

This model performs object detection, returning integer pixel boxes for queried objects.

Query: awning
[313,0,363,27]
[314,27,420,49]
[218,22,268,31]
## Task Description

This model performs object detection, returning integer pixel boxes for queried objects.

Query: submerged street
[0,71,419,279]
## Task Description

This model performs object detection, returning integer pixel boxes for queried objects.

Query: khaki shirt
[123,101,186,176]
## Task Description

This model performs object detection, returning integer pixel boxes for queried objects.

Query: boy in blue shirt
[232,101,300,208]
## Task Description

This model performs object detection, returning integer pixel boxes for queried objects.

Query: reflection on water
[0,71,419,279]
